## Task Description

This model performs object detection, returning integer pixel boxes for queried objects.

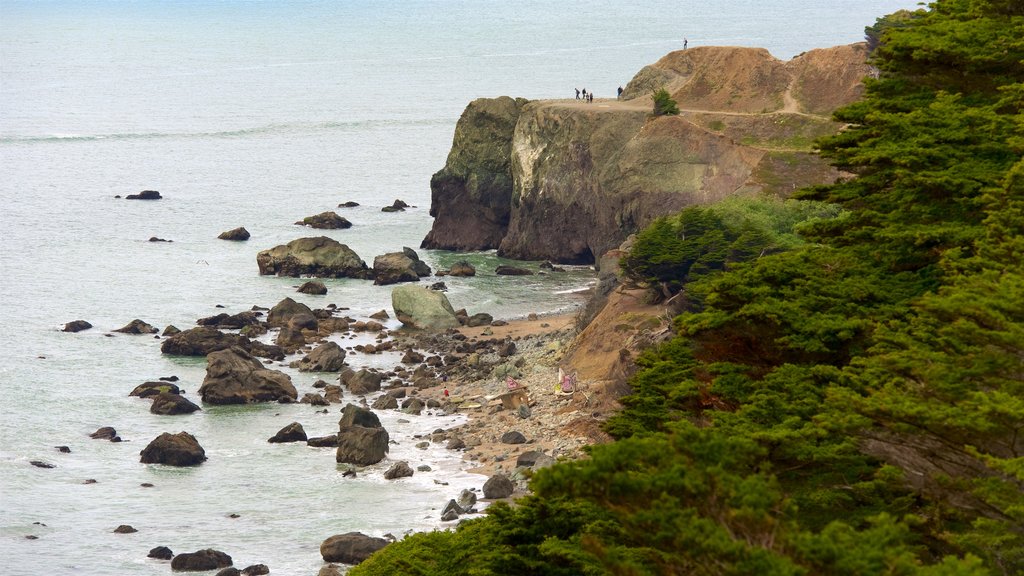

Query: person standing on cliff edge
[684,37,688,49]
[575,88,580,100]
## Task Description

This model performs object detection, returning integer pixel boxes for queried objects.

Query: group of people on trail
[575,87,595,102]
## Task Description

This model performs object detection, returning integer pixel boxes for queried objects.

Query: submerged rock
[125,190,161,200]
[150,392,201,415]
[268,422,307,443]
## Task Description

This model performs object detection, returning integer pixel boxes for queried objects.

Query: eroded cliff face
[423,44,870,263]
[421,96,527,251]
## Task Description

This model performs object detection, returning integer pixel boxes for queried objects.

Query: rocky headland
[421,43,871,263]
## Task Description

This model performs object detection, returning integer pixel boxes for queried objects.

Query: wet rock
[214,568,240,576]
[170,548,232,571]
[89,427,119,441]
[55,446,71,453]
[139,432,206,466]
[300,392,330,406]
[307,434,339,448]
[429,282,447,291]
[380,199,408,212]
[218,226,250,241]
[372,247,431,286]
[371,395,398,410]
[401,398,424,415]
[483,473,514,499]
[446,437,466,450]
[448,261,476,277]
[162,325,181,336]
[256,236,371,279]
[298,280,328,295]
[296,341,346,372]
[241,565,269,576]
[199,347,296,404]
[320,532,388,564]
[148,546,173,560]
[130,381,181,398]
[30,460,55,469]
[338,201,359,208]
[441,499,464,521]
[341,368,383,395]
[160,327,250,357]
[62,320,92,333]
[465,313,493,328]
[457,488,477,510]
[336,404,389,466]
[383,461,413,480]
[497,340,517,357]
[268,422,307,443]
[400,349,424,364]
[113,524,137,534]
[148,236,171,242]
[150,392,201,415]
[494,265,533,276]
[113,319,158,334]
[295,211,352,229]
[368,309,389,320]
[323,385,343,403]
[197,311,262,329]
[267,297,315,328]
[125,190,161,200]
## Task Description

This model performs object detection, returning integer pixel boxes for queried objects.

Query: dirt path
[542,96,829,120]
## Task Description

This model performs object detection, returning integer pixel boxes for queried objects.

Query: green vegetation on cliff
[352,2,1023,574]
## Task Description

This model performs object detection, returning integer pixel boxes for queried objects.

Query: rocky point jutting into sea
[422,43,870,263]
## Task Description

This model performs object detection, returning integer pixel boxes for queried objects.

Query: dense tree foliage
[352,2,1022,574]
[652,88,680,116]
[620,198,840,298]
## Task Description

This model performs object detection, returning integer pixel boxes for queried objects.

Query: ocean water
[0,1,922,574]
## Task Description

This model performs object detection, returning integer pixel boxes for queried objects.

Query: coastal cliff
[422,44,872,263]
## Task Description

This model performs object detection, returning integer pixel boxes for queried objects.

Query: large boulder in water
[266,297,314,328]
[268,422,307,443]
[372,247,432,286]
[199,347,296,404]
[336,404,388,466]
[295,212,352,229]
[139,432,206,466]
[160,327,250,356]
[256,236,370,279]
[320,532,388,564]
[391,285,459,330]
[125,190,161,200]
[295,341,346,372]
[170,548,232,571]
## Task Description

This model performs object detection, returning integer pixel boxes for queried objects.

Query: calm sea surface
[1,1,920,574]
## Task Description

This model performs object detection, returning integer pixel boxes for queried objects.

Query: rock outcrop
[422,45,869,263]
[421,96,527,251]
[150,392,201,415]
[198,347,297,404]
[256,236,370,279]
[336,404,389,466]
[391,285,459,330]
